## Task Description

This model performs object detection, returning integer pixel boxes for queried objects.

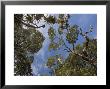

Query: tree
[46,14,97,76]
[55,39,97,76]
[14,14,59,76]
[14,14,45,75]
[14,14,97,76]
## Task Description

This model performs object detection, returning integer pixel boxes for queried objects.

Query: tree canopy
[14,14,97,76]
[46,14,97,76]
[14,14,45,75]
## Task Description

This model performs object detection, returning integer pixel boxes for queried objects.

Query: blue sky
[31,14,97,76]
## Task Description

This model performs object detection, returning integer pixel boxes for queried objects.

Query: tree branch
[73,51,96,67]
[64,49,71,52]
[63,42,73,53]
[15,15,45,29]
[22,21,45,29]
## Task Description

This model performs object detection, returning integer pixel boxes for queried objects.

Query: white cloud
[32,20,51,75]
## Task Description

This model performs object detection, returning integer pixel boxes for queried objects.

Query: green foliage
[83,39,97,66]
[48,27,56,40]
[14,14,23,28]
[26,14,33,23]
[25,14,44,23]
[58,28,63,35]
[47,57,56,68]
[35,14,44,21]
[14,28,45,53]
[48,42,59,51]
[66,26,79,44]
[44,15,56,24]
[14,54,33,76]
[14,14,45,76]
[46,14,97,76]
[75,44,83,53]
[55,41,97,76]
[14,14,97,76]
[48,37,64,51]
[14,28,45,76]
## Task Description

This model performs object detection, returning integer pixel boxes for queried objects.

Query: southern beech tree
[14,14,97,76]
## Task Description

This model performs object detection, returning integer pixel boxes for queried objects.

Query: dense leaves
[14,14,45,76]
[66,26,79,44]
[44,15,56,24]
[14,14,97,76]
[48,27,56,41]
[55,39,97,76]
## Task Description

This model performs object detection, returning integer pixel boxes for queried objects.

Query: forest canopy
[14,14,97,76]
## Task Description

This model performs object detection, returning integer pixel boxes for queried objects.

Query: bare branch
[63,42,72,53]
[64,49,71,52]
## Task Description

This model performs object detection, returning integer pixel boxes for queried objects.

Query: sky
[31,14,97,76]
